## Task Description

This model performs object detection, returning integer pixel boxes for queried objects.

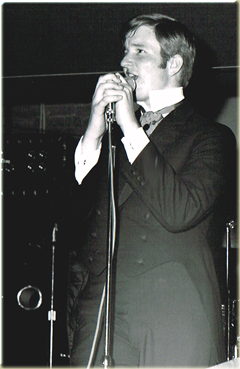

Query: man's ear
[167,54,183,76]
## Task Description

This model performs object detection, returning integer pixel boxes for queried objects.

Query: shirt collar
[137,87,184,113]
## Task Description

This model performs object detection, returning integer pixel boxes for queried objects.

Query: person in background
[65,13,236,367]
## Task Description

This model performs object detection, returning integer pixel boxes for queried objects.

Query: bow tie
[140,110,163,127]
[139,102,183,132]
[139,110,163,132]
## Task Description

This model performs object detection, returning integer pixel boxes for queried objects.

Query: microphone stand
[48,223,58,368]
[101,103,117,368]
[225,220,235,361]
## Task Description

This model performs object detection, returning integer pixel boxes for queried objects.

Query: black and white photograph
[1,2,238,367]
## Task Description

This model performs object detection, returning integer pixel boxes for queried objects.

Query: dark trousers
[70,262,224,367]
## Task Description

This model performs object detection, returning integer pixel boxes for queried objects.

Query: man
[67,14,236,367]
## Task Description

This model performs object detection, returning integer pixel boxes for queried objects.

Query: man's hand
[82,73,140,155]
[114,73,140,137]
[82,73,123,153]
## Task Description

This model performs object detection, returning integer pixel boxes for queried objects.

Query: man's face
[121,25,171,106]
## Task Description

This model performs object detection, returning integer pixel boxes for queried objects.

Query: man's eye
[137,49,145,54]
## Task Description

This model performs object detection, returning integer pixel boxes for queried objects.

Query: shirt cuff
[121,127,150,164]
[74,136,102,184]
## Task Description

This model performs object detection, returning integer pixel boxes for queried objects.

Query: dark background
[3,2,238,75]
[2,2,238,366]
[3,2,238,105]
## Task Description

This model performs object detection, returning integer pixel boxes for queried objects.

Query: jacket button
[140,181,145,186]
[91,232,97,238]
[145,212,151,220]
[88,256,93,264]
[137,259,144,265]
[140,234,147,242]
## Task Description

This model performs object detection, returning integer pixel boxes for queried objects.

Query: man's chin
[135,91,149,104]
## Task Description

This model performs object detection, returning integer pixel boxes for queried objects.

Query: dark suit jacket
[66,99,236,359]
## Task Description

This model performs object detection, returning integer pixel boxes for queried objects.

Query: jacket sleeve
[121,118,236,233]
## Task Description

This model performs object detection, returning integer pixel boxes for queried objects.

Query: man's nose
[120,53,131,68]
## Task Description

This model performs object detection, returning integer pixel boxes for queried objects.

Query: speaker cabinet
[2,133,75,366]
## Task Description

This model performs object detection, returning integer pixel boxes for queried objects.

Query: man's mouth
[124,70,137,91]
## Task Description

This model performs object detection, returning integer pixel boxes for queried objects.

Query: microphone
[105,103,115,127]
[105,102,117,152]
[106,102,115,116]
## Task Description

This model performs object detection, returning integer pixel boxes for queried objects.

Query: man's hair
[122,14,196,88]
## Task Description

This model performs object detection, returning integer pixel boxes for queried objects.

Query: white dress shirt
[75,87,184,184]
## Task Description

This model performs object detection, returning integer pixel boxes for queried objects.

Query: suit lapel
[117,143,134,207]
[150,100,193,151]
[118,181,133,207]
[118,100,194,207]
